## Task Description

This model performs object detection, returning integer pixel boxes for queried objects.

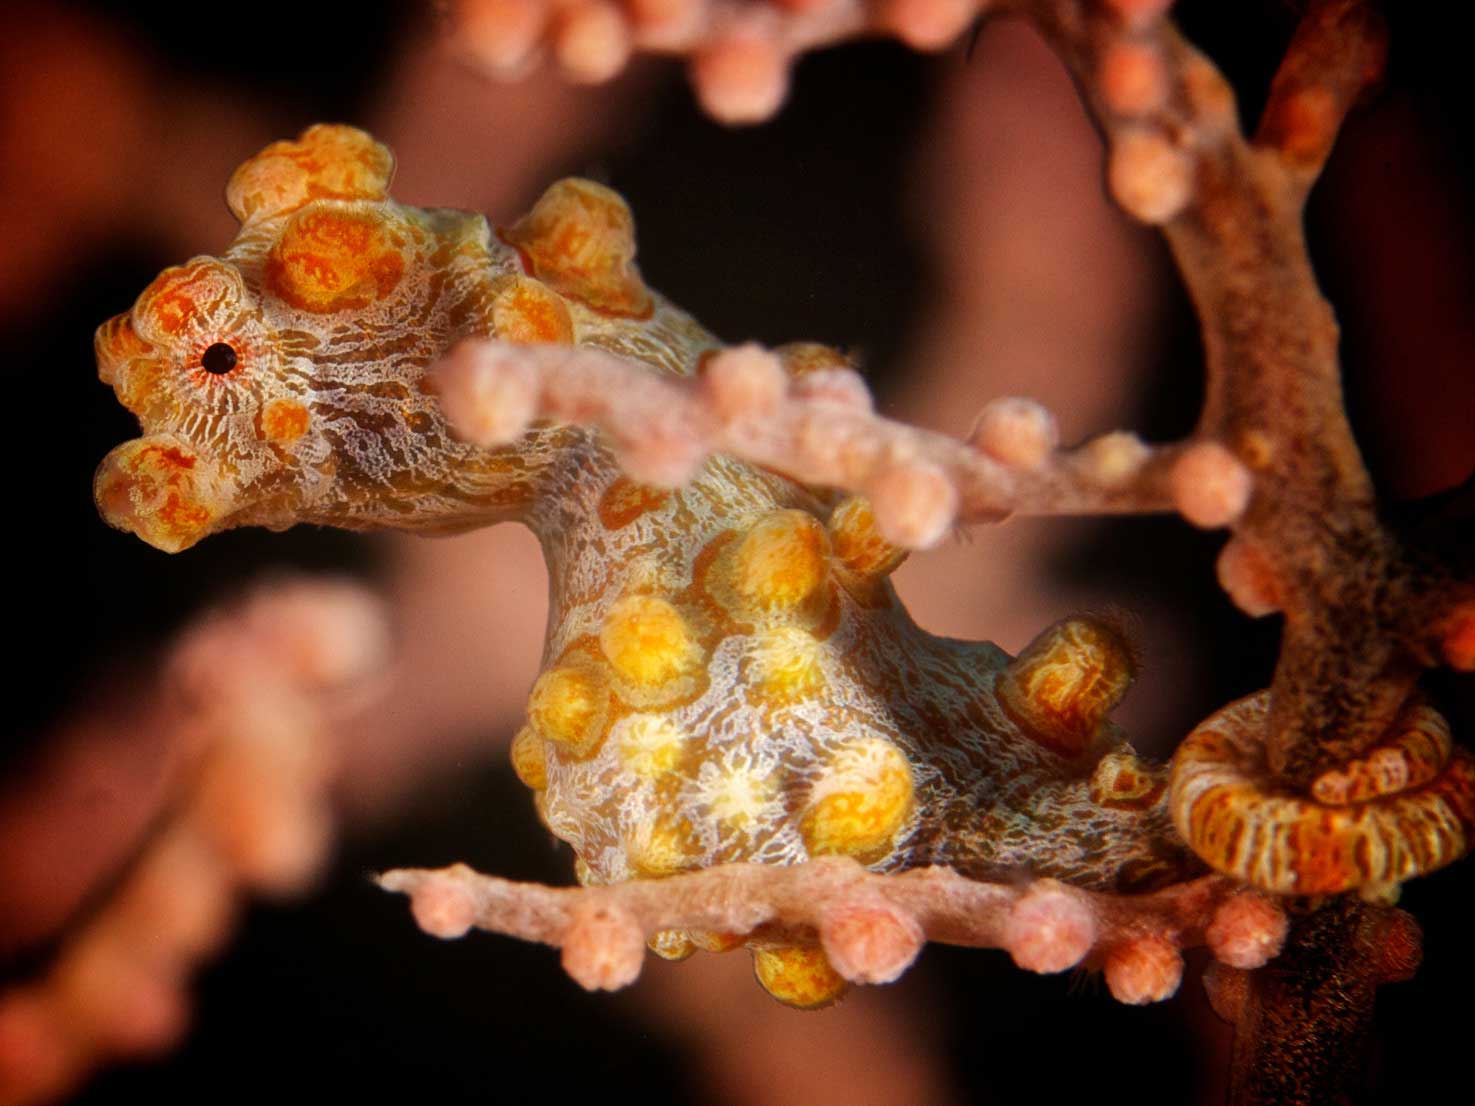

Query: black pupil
[201,342,238,375]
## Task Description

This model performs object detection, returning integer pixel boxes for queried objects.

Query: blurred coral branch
[0,581,389,1106]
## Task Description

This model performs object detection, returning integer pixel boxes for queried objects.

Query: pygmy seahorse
[93,125,1471,1005]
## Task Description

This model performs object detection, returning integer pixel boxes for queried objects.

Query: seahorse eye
[201,342,239,375]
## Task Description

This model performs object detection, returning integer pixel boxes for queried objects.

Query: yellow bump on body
[648,929,697,961]
[996,616,1136,758]
[509,725,548,790]
[748,625,826,704]
[752,945,849,1009]
[599,595,700,687]
[614,713,687,778]
[827,496,907,580]
[501,178,652,317]
[1089,749,1167,810]
[800,738,915,863]
[733,509,831,611]
[491,274,575,345]
[626,813,697,878]
[527,659,610,757]
[265,207,407,314]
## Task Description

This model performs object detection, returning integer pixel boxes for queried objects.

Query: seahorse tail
[1168,693,1475,896]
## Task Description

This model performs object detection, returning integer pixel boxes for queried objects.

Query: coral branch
[1209,898,1422,1106]
[1255,0,1388,188]
[435,339,1238,548]
[1017,1,1470,794]
[452,0,971,123]
[379,857,1285,1006]
[0,580,389,1106]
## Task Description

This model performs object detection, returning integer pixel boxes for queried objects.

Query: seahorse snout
[94,434,234,553]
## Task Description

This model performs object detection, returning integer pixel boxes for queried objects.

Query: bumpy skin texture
[93,125,1461,1004]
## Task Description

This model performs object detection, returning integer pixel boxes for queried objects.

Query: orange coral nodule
[997,616,1136,758]
[751,945,848,1009]
[1205,892,1287,970]
[502,178,653,318]
[800,739,914,863]
[1104,937,1183,1005]
[527,661,610,756]
[266,208,406,314]
[1169,694,1475,895]
[93,436,225,553]
[733,509,831,610]
[226,124,394,224]
[599,595,699,686]
[491,275,575,344]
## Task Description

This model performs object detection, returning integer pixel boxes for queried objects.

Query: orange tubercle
[733,509,830,611]
[997,616,1136,758]
[132,259,248,344]
[259,398,310,444]
[266,208,406,314]
[509,727,548,790]
[526,659,611,757]
[226,124,394,224]
[800,739,914,863]
[501,178,653,318]
[827,496,907,581]
[598,595,700,687]
[751,945,848,1009]
[491,276,575,344]
[1089,750,1168,811]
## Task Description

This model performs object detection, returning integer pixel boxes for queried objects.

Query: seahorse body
[95,126,1467,1005]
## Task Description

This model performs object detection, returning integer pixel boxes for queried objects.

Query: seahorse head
[94,124,537,552]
